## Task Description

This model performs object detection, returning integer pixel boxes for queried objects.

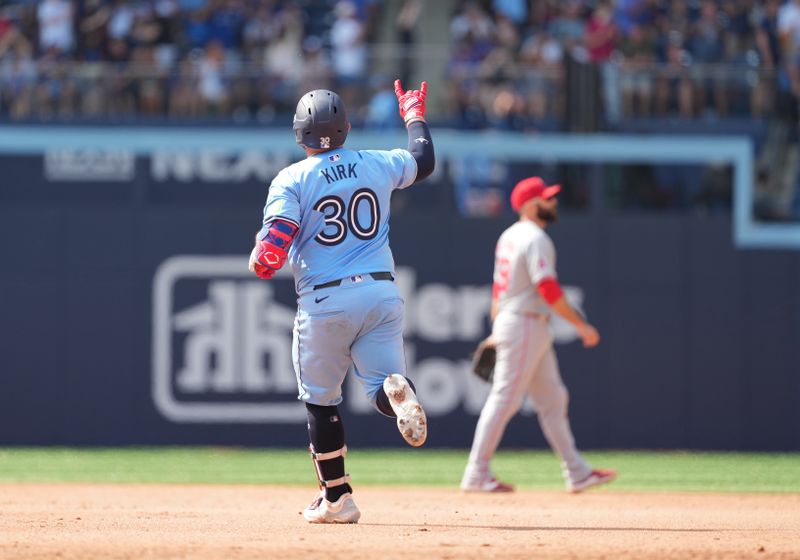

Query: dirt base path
[2,484,798,559]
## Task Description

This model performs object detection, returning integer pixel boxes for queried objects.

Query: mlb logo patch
[328,154,341,162]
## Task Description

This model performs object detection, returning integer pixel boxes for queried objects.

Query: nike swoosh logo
[315,296,330,304]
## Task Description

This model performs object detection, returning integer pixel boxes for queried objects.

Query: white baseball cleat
[567,468,617,493]
[383,374,427,447]
[303,491,361,524]
[461,476,515,493]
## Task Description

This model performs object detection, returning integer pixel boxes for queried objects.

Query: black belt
[313,272,394,290]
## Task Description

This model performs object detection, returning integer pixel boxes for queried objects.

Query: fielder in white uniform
[461,177,617,493]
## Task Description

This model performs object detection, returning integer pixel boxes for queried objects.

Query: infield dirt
[1,484,798,559]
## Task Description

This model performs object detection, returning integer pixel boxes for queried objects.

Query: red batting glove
[252,261,276,279]
[395,79,427,125]
[249,240,284,279]
[248,219,297,280]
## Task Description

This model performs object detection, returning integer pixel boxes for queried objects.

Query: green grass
[0,448,798,493]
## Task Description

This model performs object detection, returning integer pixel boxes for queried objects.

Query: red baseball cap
[510,177,561,212]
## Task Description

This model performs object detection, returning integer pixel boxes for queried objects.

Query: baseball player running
[249,81,434,523]
[461,177,616,493]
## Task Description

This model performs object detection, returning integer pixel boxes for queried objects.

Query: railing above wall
[0,59,784,126]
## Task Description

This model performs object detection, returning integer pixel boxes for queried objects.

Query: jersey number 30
[313,188,381,246]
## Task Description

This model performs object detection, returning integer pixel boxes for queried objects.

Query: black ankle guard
[306,403,352,499]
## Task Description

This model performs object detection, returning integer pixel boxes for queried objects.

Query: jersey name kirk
[321,163,358,184]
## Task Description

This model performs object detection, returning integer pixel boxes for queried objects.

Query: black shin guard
[306,403,352,502]
[375,376,417,417]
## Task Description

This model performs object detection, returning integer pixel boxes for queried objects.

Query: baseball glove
[470,337,496,383]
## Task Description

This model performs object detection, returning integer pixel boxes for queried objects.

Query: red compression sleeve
[257,219,299,270]
[537,277,564,305]
[262,219,298,250]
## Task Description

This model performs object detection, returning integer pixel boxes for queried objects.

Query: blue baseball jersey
[261,147,417,293]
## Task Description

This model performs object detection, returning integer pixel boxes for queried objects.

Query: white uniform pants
[463,311,592,485]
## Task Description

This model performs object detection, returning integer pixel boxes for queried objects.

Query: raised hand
[394,79,427,126]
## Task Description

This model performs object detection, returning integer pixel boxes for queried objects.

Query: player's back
[264,146,417,293]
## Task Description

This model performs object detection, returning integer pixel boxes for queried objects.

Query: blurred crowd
[443,0,800,220]
[0,0,380,121]
[1,0,799,219]
[447,0,800,129]
[1,0,799,125]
